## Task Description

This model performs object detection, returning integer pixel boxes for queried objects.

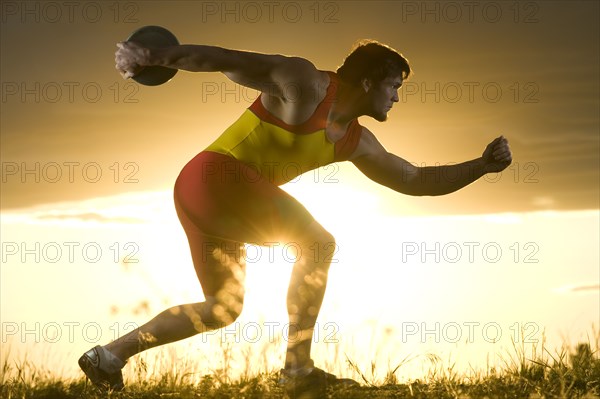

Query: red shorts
[173,151,315,296]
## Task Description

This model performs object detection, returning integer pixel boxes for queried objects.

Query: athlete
[79,39,512,398]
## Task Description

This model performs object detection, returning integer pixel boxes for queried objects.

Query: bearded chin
[371,110,388,122]
[364,102,389,122]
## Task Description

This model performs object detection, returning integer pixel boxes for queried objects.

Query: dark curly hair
[336,39,411,86]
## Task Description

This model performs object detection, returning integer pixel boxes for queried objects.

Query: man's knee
[299,224,336,265]
[200,295,243,329]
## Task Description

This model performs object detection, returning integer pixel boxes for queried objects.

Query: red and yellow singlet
[205,71,362,185]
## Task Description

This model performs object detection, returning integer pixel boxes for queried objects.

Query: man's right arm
[115,42,322,99]
[351,127,510,196]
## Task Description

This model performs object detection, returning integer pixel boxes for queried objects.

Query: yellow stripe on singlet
[205,109,335,185]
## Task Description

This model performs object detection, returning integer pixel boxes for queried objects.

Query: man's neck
[328,80,367,125]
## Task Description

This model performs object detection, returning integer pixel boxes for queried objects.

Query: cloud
[555,283,600,294]
[569,284,600,293]
[35,212,145,224]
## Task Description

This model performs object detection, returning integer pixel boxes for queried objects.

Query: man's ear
[361,77,372,93]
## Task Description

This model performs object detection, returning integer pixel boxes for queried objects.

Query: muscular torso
[205,71,365,185]
[262,71,356,147]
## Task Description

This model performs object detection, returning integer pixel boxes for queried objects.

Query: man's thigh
[174,151,316,245]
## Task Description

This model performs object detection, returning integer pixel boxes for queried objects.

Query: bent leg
[103,151,326,366]
[105,233,246,362]
[285,220,336,370]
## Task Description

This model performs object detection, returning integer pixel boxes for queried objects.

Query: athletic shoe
[280,365,359,398]
[78,345,125,391]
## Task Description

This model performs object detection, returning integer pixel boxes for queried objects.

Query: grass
[1,337,599,398]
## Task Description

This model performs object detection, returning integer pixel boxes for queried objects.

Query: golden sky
[1,1,599,380]
[1,0,598,214]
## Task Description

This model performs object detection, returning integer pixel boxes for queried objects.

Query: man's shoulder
[280,69,332,106]
[348,126,382,162]
[273,56,327,85]
[306,69,334,97]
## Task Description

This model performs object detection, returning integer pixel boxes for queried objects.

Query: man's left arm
[352,129,512,196]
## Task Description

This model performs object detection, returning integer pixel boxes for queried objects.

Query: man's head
[337,40,411,121]
[337,40,411,87]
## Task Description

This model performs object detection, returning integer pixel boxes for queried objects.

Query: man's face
[366,75,402,122]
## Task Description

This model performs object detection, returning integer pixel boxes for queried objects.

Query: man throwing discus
[79,36,512,398]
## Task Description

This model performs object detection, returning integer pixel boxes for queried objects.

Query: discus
[125,25,179,86]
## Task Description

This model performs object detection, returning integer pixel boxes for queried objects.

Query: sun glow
[1,187,598,381]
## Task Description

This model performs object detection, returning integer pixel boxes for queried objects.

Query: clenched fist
[115,41,151,79]
[482,136,512,173]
